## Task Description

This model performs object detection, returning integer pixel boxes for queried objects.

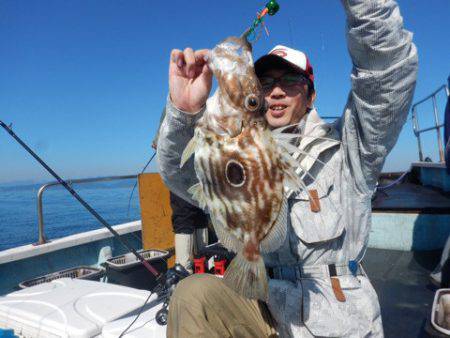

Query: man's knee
[171,273,223,304]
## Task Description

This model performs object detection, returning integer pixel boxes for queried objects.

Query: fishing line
[288,17,294,46]
[118,289,154,338]
[126,152,156,219]
[376,170,409,190]
[0,120,161,278]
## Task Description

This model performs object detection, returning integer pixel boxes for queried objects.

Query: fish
[180,36,314,300]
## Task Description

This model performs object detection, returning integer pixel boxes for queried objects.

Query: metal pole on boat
[432,95,445,162]
[0,120,161,277]
[412,106,424,161]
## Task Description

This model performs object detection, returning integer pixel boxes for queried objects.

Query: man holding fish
[157,0,418,337]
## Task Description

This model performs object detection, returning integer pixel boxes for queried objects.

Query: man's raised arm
[157,99,204,203]
[157,48,212,203]
[340,0,418,193]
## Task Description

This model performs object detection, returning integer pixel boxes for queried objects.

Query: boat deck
[372,182,450,213]
[364,248,440,337]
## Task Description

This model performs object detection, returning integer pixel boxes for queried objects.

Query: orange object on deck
[138,173,175,267]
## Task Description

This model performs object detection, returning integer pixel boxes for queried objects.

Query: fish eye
[244,94,260,111]
[225,160,246,187]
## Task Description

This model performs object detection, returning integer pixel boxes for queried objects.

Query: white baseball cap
[255,45,315,87]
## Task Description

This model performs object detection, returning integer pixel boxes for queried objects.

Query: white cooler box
[0,278,166,338]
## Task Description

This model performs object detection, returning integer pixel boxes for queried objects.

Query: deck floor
[364,248,441,338]
[372,182,450,213]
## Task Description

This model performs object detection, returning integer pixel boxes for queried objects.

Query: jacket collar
[293,108,340,160]
[298,108,334,150]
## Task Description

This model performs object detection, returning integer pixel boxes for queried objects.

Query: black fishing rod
[0,120,160,277]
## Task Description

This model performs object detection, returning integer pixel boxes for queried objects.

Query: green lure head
[266,0,280,16]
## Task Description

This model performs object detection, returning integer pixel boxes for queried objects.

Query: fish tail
[223,252,268,301]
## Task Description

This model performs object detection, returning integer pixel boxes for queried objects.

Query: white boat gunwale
[0,221,141,265]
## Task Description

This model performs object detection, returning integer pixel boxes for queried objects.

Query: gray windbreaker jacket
[157,0,418,336]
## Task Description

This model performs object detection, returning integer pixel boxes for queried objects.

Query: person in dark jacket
[153,108,209,272]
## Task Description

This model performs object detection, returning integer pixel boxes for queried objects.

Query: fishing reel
[155,264,190,326]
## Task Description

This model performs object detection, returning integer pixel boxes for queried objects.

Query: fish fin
[180,136,197,168]
[277,139,302,155]
[284,166,305,193]
[223,252,268,301]
[260,196,288,253]
[272,122,306,134]
[187,183,207,210]
[278,145,304,193]
[296,149,333,171]
[281,151,301,169]
[280,147,336,181]
[284,177,301,192]
[273,132,341,145]
[271,120,330,135]
[211,218,241,253]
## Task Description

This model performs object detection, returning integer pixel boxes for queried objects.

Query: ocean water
[0,178,142,251]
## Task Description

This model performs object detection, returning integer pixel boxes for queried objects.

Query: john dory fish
[180,36,304,300]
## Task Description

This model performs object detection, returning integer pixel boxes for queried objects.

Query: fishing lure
[243,0,280,42]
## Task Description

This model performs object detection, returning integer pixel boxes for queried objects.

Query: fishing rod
[0,120,160,277]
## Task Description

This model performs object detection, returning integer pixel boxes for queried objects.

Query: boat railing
[412,84,450,162]
[36,175,137,245]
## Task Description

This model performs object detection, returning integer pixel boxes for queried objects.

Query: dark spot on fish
[225,160,245,187]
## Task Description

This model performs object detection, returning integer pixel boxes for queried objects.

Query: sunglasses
[259,73,309,91]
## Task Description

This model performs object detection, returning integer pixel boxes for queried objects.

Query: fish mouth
[268,103,288,118]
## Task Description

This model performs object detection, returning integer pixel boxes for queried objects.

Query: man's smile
[268,103,288,117]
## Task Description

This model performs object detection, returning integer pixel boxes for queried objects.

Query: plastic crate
[18,266,104,289]
[104,249,169,291]
[196,243,235,261]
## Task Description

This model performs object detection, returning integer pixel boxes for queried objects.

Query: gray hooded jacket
[157,0,418,336]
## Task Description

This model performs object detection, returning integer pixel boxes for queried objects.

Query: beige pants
[167,274,278,338]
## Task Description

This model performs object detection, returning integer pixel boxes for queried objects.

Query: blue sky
[1,0,449,184]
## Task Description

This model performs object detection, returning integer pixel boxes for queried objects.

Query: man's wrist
[167,96,205,127]
[170,96,205,115]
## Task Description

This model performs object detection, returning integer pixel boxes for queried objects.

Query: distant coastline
[0,180,46,187]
